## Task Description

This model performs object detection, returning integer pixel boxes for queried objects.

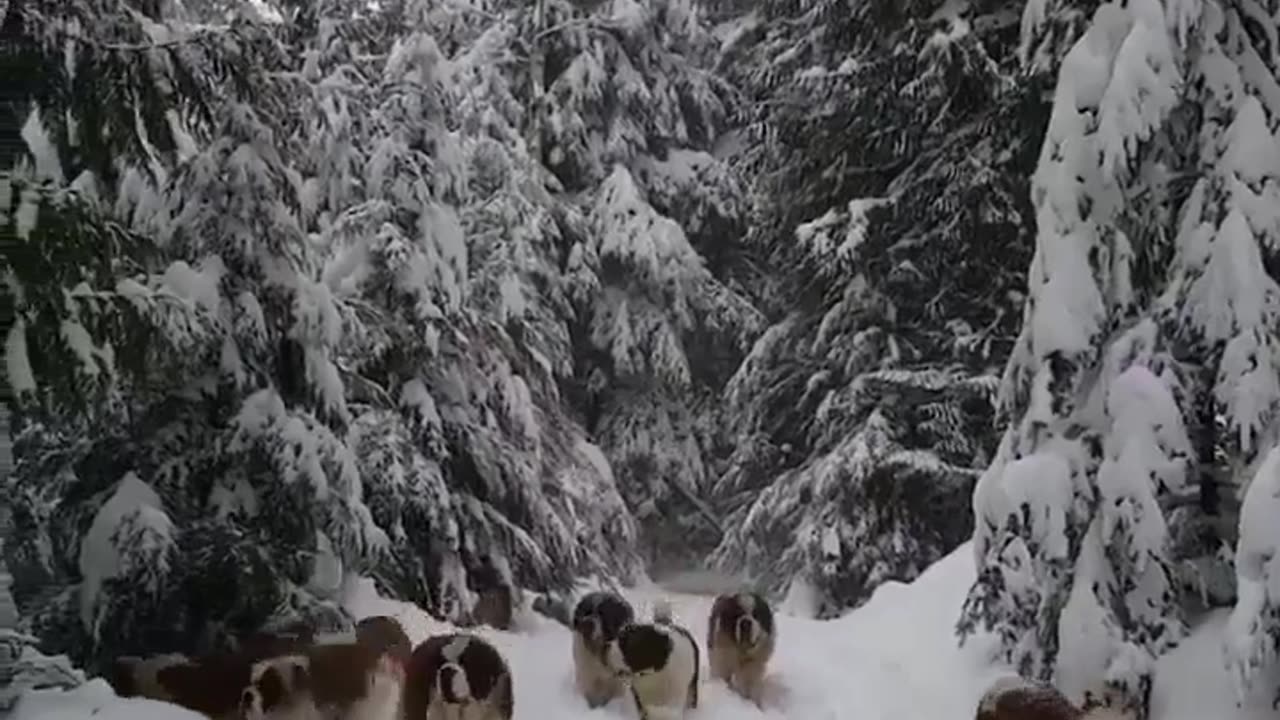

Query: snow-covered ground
[10,542,1277,720]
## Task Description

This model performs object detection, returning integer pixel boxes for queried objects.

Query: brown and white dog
[571,590,636,708]
[606,601,699,720]
[403,633,514,720]
[239,655,315,720]
[706,591,774,705]
[106,653,194,706]
[239,642,405,720]
[975,676,1133,720]
[108,646,302,720]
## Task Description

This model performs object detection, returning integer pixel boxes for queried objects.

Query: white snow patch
[6,319,36,395]
[78,474,174,636]
[20,107,63,184]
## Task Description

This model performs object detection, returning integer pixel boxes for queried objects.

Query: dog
[240,642,404,720]
[239,655,316,720]
[706,591,774,705]
[403,633,514,720]
[355,616,412,664]
[108,648,292,720]
[571,590,636,708]
[975,676,1133,720]
[607,601,699,720]
[106,653,193,704]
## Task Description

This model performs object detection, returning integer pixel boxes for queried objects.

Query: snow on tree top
[79,473,175,636]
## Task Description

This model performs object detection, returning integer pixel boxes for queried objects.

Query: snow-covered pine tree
[6,0,401,667]
[707,0,1041,615]
[520,0,761,570]
[299,0,646,619]
[3,0,648,669]
[959,0,1280,714]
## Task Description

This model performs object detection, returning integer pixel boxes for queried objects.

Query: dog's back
[649,602,698,709]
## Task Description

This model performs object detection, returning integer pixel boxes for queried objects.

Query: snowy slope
[10,542,1276,720]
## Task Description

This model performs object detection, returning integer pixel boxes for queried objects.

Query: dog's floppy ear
[494,669,514,719]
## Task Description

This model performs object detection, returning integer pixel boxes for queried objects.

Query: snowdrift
[10,542,1275,720]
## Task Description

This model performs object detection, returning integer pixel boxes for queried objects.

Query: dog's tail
[652,599,674,626]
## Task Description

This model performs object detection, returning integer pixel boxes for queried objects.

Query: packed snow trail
[339,544,1008,720]
[11,542,1280,720]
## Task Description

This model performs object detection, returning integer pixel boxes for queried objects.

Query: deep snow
[11,542,1279,720]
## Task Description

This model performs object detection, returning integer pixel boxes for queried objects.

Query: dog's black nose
[736,616,754,644]
[240,689,256,711]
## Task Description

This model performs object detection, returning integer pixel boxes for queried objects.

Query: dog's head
[607,623,674,678]
[715,592,774,649]
[356,616,412,663]
[431,635,509,705]
[573,591,635,652]
[239,655,311,720]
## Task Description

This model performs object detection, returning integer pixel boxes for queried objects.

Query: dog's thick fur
[607,604,699,720]
[305,642,405,720]
[403,633,514,720]
[571,591,636,708]
[706,591,774,705]
[975,676,1135,720]
[355,616,412,664]
[106,653,193,705]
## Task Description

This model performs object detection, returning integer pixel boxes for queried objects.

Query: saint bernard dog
[570,590,636,708]
[706,591,775,705]
[106,619,406,720]
[239,642,405,720]
[403,633,514,720]
[606,601,699,720]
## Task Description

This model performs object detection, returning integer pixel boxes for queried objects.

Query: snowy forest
[5,0,1280,717]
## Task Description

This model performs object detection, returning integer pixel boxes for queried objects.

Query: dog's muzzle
[240,688,260,719]
[438,663,470,704]
[735,616,757,646]
[576,615,602,643]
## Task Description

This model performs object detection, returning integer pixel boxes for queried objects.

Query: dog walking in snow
[571,590,637,708]
[403,632,514,720]
[607,600,700,720]
[706,591,775,706]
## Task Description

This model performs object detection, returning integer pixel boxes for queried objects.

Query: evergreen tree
[1,0,669,669]
[708,0,1042,615]
[526,0,762,569]
[960,0,1280,715]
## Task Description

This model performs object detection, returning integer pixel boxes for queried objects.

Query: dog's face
[716,593,774,648]
[576,589,634,650]
[607,623,673,678]
[435,635,508,704]
[573,592,635,652]
[239,656,311,720]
